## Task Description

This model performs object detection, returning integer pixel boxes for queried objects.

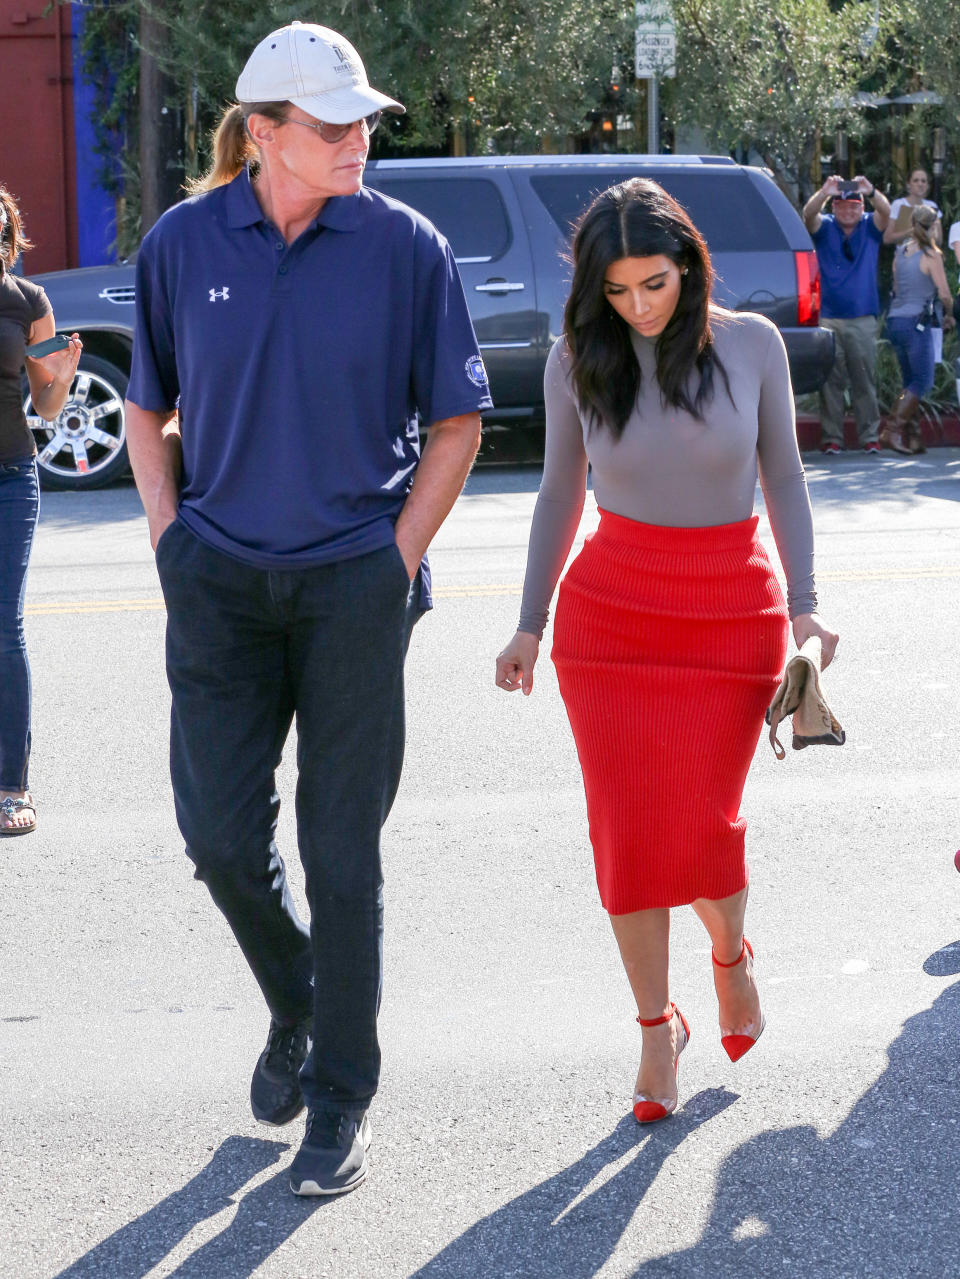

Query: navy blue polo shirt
[128,169,492,599]
[812,213,883,319]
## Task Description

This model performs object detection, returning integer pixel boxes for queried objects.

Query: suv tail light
[795,250,820,326]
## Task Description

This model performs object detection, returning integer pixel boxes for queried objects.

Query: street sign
[635,0,676,78]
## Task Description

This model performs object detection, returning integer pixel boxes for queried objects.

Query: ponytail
[185,101,287,196]
[910,205,940,257]
[0,184,32,269]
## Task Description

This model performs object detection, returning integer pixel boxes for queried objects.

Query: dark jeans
[155,520,421,1115]
[0,456,39,791]
[886,315,936,399]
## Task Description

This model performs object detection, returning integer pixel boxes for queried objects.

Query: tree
[78,0,635,252]
[667,0,892,201]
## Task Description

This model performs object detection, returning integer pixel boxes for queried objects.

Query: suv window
[530,171,786,252]
[366,176,511,262]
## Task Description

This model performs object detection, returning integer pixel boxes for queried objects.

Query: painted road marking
[24,565,960,616]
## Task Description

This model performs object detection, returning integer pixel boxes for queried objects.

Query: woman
[880,205,955,455]
[0,184,81,834]
[495,179,838,1124]
[884,168,942,247]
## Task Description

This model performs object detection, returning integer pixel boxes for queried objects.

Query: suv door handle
[475,280,525,294]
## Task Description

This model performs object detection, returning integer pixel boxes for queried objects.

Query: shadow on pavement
[38,479,144,531]
[53,1135,320,1279]
[412,979,959,1279]
[409,1088,739,1278]
[924,940,960,977]
[628,978,960,1277]
[800,451,960,512]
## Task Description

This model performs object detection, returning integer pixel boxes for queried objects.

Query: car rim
[26,369,125,480]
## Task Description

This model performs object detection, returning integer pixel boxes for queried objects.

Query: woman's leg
[0,460,39,829]
[691,887,761,1036]
[608,907,681,1102]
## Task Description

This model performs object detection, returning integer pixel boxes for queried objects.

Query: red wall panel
[0,1,77,271]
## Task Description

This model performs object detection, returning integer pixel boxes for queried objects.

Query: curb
[797,413,960,452]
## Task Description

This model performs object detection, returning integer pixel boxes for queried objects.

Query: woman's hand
[24,332,83,422]
[32,333,82,387]
[791,612,839,669]
[495,630,540,695]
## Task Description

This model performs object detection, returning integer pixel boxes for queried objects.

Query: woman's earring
[680,266,689,277]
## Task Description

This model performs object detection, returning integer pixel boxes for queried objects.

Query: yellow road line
[27,598,167,615]
[25,565,960,616]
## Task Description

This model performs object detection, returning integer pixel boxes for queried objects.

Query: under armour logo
[209,287,230,302]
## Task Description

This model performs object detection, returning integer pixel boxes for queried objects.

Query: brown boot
[879,392,919,454]
[897,392,924,453]
[905,420,926,454]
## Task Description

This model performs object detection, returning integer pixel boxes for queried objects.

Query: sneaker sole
[290,1162,369,1197]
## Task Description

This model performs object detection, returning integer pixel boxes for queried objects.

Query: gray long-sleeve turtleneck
[517,309,817,638]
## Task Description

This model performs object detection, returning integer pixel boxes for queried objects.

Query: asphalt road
[3,449,959,1279]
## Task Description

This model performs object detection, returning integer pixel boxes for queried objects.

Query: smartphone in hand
[25,333,72,358]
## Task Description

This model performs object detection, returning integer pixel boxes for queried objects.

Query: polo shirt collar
[225,168,363,233]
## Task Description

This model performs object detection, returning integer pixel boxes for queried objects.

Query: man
[802,174,890,454]
[125,22,491,1197]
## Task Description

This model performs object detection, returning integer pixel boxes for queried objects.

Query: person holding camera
[803,175,890,454]
[879,205,955,454]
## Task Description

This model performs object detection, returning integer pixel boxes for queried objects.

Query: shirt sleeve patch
[465,354,488,387]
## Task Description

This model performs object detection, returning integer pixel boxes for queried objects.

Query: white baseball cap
[236,22,404,123]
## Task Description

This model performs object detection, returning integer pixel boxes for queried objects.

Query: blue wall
[71,2,120,265]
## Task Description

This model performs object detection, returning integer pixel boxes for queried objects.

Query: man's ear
[246,113,278,148]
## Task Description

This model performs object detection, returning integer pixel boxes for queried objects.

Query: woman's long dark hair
[564,177,728,437]
[0,184,32,272]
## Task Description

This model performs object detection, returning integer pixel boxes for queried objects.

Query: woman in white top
[884,168,942,246]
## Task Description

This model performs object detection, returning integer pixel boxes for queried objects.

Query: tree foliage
[77,0,960,254]
[667,0,892,200]
[79,0,633,250]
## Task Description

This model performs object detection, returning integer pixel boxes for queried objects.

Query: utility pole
[139,0,183,236]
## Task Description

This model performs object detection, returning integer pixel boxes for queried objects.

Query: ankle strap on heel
[711,938,753,968]
[636,1001,677,1027]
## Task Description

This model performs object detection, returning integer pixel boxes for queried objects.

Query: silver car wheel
[24,354,129,490]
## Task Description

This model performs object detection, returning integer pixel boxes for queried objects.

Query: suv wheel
[24,354,129,491]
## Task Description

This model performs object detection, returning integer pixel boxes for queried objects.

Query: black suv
[27,154,833,489]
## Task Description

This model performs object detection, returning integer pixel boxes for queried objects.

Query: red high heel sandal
[632,1003,691,1124]
[712,937,765,1062]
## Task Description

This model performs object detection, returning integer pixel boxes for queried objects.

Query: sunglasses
[283,111,381,145]
[841,238,856,262]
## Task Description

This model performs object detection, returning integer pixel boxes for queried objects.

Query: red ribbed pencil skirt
[552,510,788,914]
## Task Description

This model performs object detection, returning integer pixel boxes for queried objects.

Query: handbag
[765,636,845,760]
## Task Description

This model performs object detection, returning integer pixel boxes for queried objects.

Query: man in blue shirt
[125,22,491,1197]
[803,175,890,454]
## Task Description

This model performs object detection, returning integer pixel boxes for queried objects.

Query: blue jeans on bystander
[0,456,39,792]
[886,315,936,399]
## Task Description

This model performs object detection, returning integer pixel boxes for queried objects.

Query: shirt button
[278,266,288,275]
[275,242,283,251]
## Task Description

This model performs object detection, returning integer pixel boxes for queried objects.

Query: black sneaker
[289,1110,372,1196]
[250,1016,311,1126]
